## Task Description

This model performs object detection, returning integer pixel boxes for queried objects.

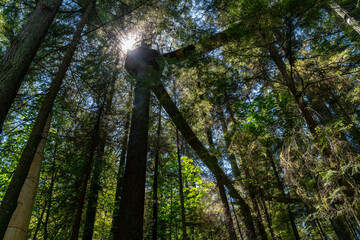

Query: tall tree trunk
[82,140,105,240]
[152,79,257,239]
[204,120,237,240]
[176,129,187,240]
[231,201,244,240]
[0,0,62,132]
[70,105,102,240]
[3,113,52,240]
[110,106,131,237]
[83,67,117,240]
[152,107,162,240]
[0,1,95,236]
[115,45,159,240]
[266,41,352,240]
[266,151,300,240]
[243,166,268,240]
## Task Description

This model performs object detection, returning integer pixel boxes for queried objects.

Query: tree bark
[266,151,300,240]
[204,120,237,240]
[115,45,159,240]
[0,1,95,236]
[3,112,52,240]
[110,105,131,238]
[152,107,161,240]
[83,65,117,240]
[0,0,63,133]
[70,105,102,240]
[152,79,257,240]
[266,41,352,240]
[176,129,187,240]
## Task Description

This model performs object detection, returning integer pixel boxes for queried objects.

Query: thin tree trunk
[169,181,173,240]
[266,151,300,240]
[253,172,276,240]
[115,45,159,240]
[31,199,47,240]
[231,201,244,240]
[110,106,131,237]
[243,166,268,240]
[267,41,352,240]
[152,79,257,240]
[43,169,55,240]
[3,113,52,240]
[176,129,187,240]
[152,107,162,240]
[204,120,237,240]
[0,1,95,236]
[83,67,117,240]
[70,106,102,240]
[82,140,105,240]
[0,0,63,133]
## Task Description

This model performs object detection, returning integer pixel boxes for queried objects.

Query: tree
[0,0,63,132]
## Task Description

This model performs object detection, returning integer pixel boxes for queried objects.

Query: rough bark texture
[3,113,52,240]
[0,1,94,236]
[115,45,160,240]
[0,0,63,132]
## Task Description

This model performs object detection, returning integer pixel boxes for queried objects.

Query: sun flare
[121,33,138,52]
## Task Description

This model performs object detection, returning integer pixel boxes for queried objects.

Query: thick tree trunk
[115,45,159,240]
[3,113,52,240]
[70,106,102,240]
[176,129,187,240]
[0,1,94,236]
[152,107,161,240]
[152,79,257,240]
[0,0,63,132]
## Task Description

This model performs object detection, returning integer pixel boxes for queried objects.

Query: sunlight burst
[121,33,138,52]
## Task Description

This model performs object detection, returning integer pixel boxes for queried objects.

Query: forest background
[0,0,360,239]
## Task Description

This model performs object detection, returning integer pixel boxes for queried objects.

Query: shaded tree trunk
[152,107,162,240]
[0,0,63,133]
[0,1,95,236]
[266,41,352,240]
[115,45,159,240]
[3,113,52,240]
[204,120,237,240]
[152,78,257,239]
[266,151,300,240]
[176,129,187,240]
[70,105,103,240]
[110,105,131,238]
[83,66,117,240]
